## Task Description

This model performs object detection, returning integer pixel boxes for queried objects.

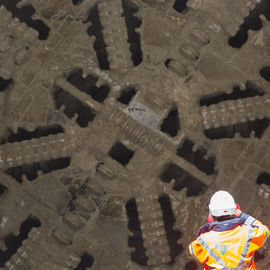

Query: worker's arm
[247,217,269,249]
[189,238,209,265]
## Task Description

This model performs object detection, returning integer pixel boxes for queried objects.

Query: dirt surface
[0,0,270,269]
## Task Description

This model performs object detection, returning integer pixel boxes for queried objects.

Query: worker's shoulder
[251,220,270,235]
[243,216,269,231]
[253,219,269,228]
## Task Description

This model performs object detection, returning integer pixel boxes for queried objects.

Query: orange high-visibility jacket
[189,215,269,270]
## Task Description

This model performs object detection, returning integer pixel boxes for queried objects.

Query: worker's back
[189,215,269,270]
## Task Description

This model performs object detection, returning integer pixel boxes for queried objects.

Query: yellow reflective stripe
[198,236,228,270]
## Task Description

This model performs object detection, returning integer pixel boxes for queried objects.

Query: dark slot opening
[228,0,270,48]
[72,0,84,5]
[0,216,41,267]
[195,152,215,175]
[0,78,12,91]
[122,0,143,66]
[256,172,270,185]
[260,67,270,82]
[85,5,110,70]
[177,139,194,160]
[205,119,270,140]
[74,253,94,270]
[185,261,198,270]
[0,137,4,145]
[54,87,96,128]
[228,25,250,49]
[125,199,148,266]
[67,69,110,103]
[5,125,63,143]
[158,195,183,264]
[76,106,96,128]
[160,107,180,137]
[109,141,134,166]
[199,83,264,107]
[165,59,172,68]
[205,126,234,140]
[173,0,188,13]
[6,167,23,183]
[0,184,7,196]
[177,139,216,175]
[6,157,71,183]
[160,163,207,196]
[39,158,71,174]
[117,87,136,105]
[0,0,50,40]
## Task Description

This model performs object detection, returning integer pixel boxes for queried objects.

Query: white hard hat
[209,191,236,217]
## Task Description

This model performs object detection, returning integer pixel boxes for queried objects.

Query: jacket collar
[198,213,249,236]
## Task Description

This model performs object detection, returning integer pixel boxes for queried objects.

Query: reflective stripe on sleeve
[190,243,196,257]
[244,216,256,226]
[198,236,228,270]
[261,225,269,244]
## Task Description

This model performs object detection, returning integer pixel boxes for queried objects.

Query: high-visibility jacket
[189,214,269,270]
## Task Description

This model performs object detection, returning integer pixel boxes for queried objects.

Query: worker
[189,191,269,269]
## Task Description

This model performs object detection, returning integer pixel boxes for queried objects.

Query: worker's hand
[234,203,242,217]
[235,209,242,217]
[208,214,214,223]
